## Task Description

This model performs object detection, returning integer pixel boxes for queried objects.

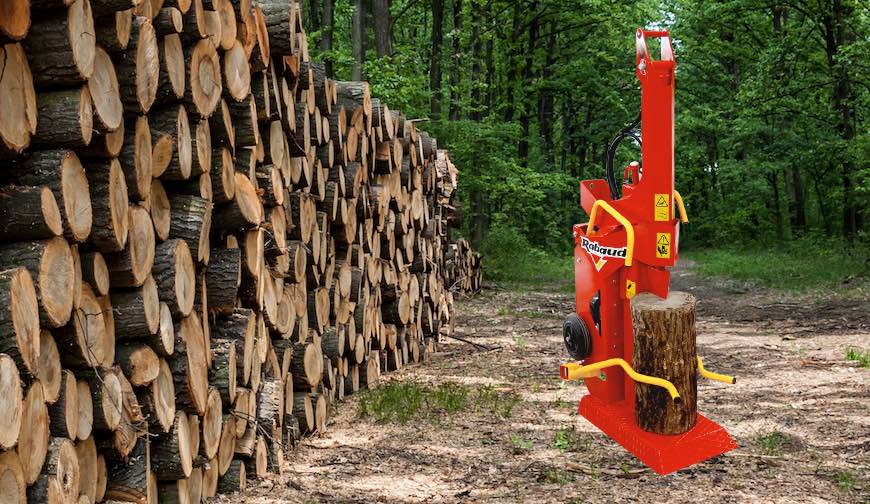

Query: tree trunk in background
[429,0,444,119]
[502,2,521,122]
[469,0,482,121]
[322,0,334,76]
[448,0,462,120]
[372,0,392,57]
[308,0,320,33]
[820,0,859,239]
[539,19,556,169]
[484,3,494,114]
[767,170,784,241]
[352,0,365,80]
[518,1,538,167]
[791,165,806,233]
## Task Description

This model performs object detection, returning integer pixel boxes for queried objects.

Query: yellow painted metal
[560,358,681,401]
[673,190,688,223]
[625,279,636,299]
[697,357,736,384]
[587,200,636,266]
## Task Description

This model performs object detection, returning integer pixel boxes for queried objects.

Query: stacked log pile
[0,0,482,502]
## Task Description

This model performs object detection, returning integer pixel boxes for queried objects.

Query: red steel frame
[567,29,736,475]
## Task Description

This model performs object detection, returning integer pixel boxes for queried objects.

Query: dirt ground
[221,263,870,504]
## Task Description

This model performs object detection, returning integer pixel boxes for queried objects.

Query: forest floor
[220,262,870,504]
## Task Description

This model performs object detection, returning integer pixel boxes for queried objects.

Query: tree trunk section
[631,291,698,435]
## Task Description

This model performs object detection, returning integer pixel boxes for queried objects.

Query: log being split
[631,292,698,435]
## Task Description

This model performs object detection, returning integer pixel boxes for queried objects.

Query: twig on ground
[445,334,501,352]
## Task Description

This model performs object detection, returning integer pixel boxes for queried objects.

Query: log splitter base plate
[579,394,737,475]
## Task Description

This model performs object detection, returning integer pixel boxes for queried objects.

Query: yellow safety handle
[673,190,688,223]
[697,357,736,384]
[560,358,681,402]
[587,201,635,266]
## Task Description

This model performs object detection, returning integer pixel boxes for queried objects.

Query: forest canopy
[302,0,868,261]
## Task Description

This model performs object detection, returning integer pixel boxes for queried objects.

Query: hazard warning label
[654,194,670,221]
[656,232,671,259]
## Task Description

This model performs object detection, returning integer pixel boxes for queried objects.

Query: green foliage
[542,468,576,484]
[845,348,870,368]
[357,382,520,423]
[358,382,468,423]
[476,386,521,418]
[479,223,571,283]
[510,435,533,454]
[834,470,857,492]
[757,431,785,456]
[684,236,868,291]
[553,428,590,452]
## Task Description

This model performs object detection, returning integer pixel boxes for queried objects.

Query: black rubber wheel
[563,313,592,360]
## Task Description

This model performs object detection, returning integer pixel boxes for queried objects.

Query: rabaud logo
[580,236,627,271]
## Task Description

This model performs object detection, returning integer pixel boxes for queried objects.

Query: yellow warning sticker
[656,233,671,259]
[654,193,670,221]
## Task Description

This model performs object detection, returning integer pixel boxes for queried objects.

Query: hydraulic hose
[605,113,642,200]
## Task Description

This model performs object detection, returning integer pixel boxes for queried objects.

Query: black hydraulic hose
[605,113,642,200]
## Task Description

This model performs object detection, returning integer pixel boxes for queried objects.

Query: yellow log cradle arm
[587,200,635,266]
[697,357,736,384]
[674,190,688,223]
[560,358,682,402]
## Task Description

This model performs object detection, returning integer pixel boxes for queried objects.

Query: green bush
[480,223,571,283]
[685,235,868,291]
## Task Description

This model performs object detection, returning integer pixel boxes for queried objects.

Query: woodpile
[0,0,481,502]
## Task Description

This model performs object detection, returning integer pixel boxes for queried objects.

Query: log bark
[104,204,155,288]
[217,459,245,493]
[111,275,160,339]
[94,9,132,52]
[153,238,196,317]
[24,0,95,87]
[80,252,109,296]
[31,86,94,149]
[2,149,92,244]
[115,16,159,114]
[103,437,150,503]
[40,437,80,504]
[78,366,123,432]
[48,369,79,439]
[632,292,698,435]
[213,172,263,231]
[84,158,129,252]
[209,337,236,404]
[151,411,193,479]
[212,308,255,386]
